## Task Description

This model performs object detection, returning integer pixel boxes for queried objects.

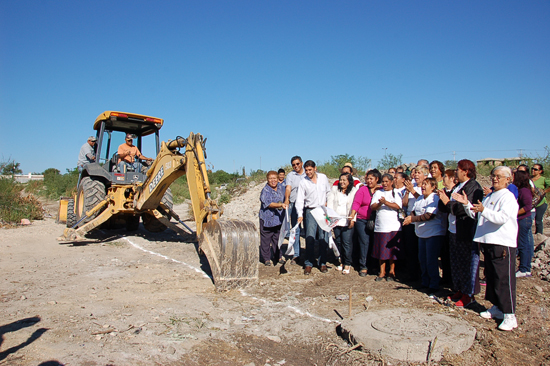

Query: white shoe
[480,305,504,320]
[516,271,532,278]
[498,314,518,331]
[336,265,343,271]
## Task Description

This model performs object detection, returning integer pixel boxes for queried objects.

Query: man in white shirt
[296,160,331,274]
[284,156,306,264]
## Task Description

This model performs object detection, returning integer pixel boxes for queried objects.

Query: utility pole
[382,148,387,158]
[518,149,524,158]
[453,151,456,162]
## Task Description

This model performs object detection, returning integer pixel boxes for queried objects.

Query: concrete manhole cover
[340,308,476,362]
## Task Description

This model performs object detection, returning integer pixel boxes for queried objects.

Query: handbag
[365,188,376,231]
[392,189,406,224]
[532,186,546,207]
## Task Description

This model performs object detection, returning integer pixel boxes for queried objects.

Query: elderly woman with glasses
[259,171,288,266]
[453,166,519,331]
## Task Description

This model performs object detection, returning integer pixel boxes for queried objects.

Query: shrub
[171,176,191,204]
[0,178,43,224]
[42,168,79,199]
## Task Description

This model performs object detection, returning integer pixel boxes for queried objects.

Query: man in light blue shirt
[77,136,97,173]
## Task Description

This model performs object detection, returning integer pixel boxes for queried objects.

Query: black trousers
[259,219,281,263]
[481,243,516,314]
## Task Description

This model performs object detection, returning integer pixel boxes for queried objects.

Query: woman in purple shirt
[514,170,534,277]
[259,171,288,266]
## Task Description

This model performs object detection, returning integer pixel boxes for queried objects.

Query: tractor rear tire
[75,177,106,226]
[143,188,173,233]
[66,198,77,228]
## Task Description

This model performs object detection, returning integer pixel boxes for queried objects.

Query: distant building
[476,157,525,167]
[0,173,44,183]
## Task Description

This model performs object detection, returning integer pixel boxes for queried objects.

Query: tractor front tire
[75,177,106,226]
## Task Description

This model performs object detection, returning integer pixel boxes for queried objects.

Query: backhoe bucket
[199,219,259,291]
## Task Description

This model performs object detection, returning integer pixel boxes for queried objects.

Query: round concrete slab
[340,308,476,362]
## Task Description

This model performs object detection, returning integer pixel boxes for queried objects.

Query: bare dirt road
[1,184,549,365]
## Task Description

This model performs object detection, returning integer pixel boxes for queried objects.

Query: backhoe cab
[69,111,169,232]
[60,111,259,290]
[84,111,162,186]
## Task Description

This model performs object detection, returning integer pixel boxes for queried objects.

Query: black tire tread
[76,177,106,226]
[66,198,77,228]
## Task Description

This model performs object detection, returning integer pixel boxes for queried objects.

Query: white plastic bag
[310,206,346,232]
[277,209,290,249]
[285,223,300,256]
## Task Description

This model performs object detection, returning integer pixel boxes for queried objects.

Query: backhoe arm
[134,132,219,236]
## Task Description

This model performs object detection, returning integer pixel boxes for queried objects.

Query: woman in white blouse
[327,173,358,274]
[370,173,403,281]
[403,178,446,292]
[453,166,519,331]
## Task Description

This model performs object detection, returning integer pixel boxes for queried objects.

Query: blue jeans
[118,161,141,173]
[303,208,329,268]
[355,219,372,270]
[517,216,534,273]
[288,201,301,258]
[418,236,443,289]
[334,226,354,266]
[535,202,547,234]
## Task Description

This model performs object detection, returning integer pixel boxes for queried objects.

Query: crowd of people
[258,156,549,332]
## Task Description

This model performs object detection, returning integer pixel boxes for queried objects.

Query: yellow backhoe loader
[58,111,258,290]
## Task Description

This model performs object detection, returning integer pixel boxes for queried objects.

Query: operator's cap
[125,133,137,140]
[88,136,97,142]
[339,162,357,175]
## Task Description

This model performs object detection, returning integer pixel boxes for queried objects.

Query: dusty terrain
[1,182,550,365]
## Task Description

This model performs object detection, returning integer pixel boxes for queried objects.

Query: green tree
[377,153,403,170]
[318,154,372,178]
[43,168,61,180]
[1,160,23,176]
[444,160,458,169]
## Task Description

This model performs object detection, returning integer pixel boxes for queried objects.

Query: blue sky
[1,1,549,174]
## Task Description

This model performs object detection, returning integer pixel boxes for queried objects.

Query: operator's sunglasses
[532,167,540,171]
[292,162,301,166]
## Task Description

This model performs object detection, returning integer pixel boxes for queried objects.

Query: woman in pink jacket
[350,169,381,277]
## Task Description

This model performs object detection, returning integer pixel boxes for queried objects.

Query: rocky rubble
[221,181,263,223]
[533,235,550,281]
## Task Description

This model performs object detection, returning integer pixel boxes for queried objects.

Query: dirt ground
[1,185,550,366]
